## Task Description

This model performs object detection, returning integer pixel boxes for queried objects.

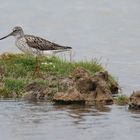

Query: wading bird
[0,26,72,76]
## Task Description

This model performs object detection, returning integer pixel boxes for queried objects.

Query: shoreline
[0,53,139,110]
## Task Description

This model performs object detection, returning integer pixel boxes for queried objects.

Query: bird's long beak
[0,32,13,40]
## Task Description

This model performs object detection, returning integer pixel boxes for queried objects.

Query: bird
[0,26,72,55]
[0,26,72,76]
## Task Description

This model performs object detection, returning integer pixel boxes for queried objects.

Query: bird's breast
[16,37,38,55]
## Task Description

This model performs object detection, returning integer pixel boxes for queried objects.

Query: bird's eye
[13,29,17,32]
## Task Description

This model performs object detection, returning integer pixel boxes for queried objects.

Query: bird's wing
[24,35,71,51]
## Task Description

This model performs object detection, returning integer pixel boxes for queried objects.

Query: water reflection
[0,100,140,140]
[128,109,140,122]
[53,104,111,129]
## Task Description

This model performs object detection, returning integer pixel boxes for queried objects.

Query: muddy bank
[1,54,140,110]
[0,53,120,105]
[23,68,118,105]
[129,91,140,110]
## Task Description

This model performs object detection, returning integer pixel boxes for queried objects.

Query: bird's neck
[15,31,24,40]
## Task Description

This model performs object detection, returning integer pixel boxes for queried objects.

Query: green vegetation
[114,95,129,105]
[0,53,116,98]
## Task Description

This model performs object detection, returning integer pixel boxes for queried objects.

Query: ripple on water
[0,100,140,140]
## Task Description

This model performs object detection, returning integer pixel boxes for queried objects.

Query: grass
[114,95,129,105]
[0,53,117,98]
[4,78,25,93]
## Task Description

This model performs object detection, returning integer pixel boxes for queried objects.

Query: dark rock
[58,78,74,91]
[26,82,45,92]
[53,88,85,104]
[22,82,48,101]
[110,82,119,95]
[92,71,114,104]
[48,76,59,88]
[72,67,90,80]
[53,68,114,105]
[94,71,119,95]
[94,71,109,81]
[95,80,113,105]
[129,91,140,110]
[76,77,96,93]
[83,91,96,105]
[22,68,117,104]
[72,67,97,93]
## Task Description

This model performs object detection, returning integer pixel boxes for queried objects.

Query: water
[0,100,139,140]
[0,0,140,139]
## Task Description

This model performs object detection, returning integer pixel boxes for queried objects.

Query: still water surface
[0,0,140,140]
[0,100,140,140]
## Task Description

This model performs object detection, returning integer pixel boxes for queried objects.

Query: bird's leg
[33,50,45,79]
[69,50,72,62]
[33,56,45,79]
[69,49,73,62]
[33,56,40,76]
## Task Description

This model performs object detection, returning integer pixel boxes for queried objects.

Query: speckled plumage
[0,26,72,55]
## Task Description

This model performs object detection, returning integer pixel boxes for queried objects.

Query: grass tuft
[114,95,128,105]
[4,78,25,93]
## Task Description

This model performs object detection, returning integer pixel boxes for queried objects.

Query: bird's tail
[62,46,72,50]
[52,42,72,50]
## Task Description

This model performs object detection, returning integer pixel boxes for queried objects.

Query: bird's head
[0,26,24,40]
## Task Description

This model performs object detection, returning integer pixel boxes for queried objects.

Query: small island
[0,53,139,109]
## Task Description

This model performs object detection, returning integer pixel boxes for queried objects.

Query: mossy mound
[0,53,118,100]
